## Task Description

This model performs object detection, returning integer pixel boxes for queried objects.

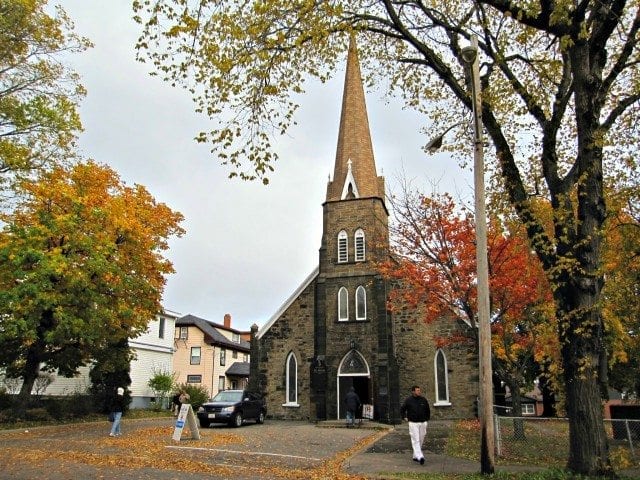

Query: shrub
[25,408,50,422]
[177,384,209,410]
[0,389,14,410]
[148,368,176,412]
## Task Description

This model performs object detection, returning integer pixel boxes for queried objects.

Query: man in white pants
[400,385,431,465]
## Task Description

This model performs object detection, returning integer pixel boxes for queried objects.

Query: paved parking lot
[0,417,386,480]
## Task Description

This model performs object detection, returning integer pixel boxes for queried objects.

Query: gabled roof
[176,314,250,352]
[225,362,250,377]
[258,267,319,339]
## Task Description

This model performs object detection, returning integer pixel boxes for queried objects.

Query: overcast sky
[54,1,473,331]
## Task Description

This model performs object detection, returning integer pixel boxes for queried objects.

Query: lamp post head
[461,45,477,65]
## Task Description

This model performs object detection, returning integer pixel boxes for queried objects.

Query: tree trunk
[510,384,526,440]
[558,37,613,476]
[16,344,42,413]
[559,285,612,476]
[539,373,557,418]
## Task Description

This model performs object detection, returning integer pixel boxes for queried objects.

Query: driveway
[0,417,386,480]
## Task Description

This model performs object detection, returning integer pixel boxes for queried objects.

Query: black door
[338,376,369,419]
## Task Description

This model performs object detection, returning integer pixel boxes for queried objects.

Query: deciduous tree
[134,1,640,475]
[0,0,90,194]
[0,161,184,407]
[383,185,555,436]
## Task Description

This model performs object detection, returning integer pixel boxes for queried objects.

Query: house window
[337,230,348,263]
[220,349,226,366]
[218,376,225,391]
[354,229,365,261]
[179,326,188,340]
[434,349,451,404]
[523,403,535,415]
[190,347,201,365]
[243,353,249,362]
[232,333,240,343]
[232,350,238,359]
[338,287,348,321]
[285,352,298,405]
[186,375,202,383]
[158,316,165,339]
[231,380,238,389]
[356,286,366,320]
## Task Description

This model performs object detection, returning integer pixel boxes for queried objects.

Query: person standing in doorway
[344,386,361,427]
[109,387,126,437]
[400,385,431,465]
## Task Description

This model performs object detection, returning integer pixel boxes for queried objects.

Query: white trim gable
[340,159,360,199]
[258,267,319,339]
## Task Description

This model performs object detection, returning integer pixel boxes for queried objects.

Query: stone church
[250,38,478,424]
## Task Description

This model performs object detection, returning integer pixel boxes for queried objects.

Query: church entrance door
[337,350,370,420]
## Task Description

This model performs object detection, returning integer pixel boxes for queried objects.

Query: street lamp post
[461,34,495,474]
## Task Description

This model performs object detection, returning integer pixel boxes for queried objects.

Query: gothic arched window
[354,229,365,261]
[285,352,298,405]
[337,230,348,263]
[338,287,349,321]
[434,349,451,404]
[355,285,366,320]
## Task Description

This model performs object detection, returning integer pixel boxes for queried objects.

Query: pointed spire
[326,35,383,202]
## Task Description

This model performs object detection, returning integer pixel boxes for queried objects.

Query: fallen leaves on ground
[0,424,379,479]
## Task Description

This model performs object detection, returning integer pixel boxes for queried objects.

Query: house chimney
[223,313,231,329]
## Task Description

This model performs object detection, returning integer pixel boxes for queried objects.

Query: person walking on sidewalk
[400,385,431,465]
[109,387,126,437]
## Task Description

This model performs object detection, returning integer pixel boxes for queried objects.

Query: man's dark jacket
[400,394,431,422]
[345,389,361,412]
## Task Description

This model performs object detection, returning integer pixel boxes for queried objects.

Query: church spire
[326,36,383,202]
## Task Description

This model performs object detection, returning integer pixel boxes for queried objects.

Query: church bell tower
[312,36,401,423]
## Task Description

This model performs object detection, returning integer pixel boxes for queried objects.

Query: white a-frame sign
[172,403,201,441]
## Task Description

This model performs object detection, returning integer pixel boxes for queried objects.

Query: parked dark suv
[197,389,266,428]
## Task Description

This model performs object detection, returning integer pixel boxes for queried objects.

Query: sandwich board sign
[172,403,200,441]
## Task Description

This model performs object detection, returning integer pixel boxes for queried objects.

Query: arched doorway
[337,350,370,419]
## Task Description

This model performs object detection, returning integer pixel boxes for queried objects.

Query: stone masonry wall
[258,280,316,420]
[393,307,478,419]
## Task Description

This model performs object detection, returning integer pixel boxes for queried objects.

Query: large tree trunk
[16,344,42,413]
[559,37,613,477]
[558,285,612,476]
[509,383,525,440]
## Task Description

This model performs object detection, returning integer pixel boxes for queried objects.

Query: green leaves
[0,0,91,191]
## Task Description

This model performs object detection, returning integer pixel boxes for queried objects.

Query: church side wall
[393,308,478,419]
[258,281,316,421]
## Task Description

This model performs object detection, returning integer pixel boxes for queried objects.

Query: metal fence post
[494,413,502,456]
[625,420,636,459]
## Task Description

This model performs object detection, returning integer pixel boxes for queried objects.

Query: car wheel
[256,411,265,424]
[231,412,243,428]
[199,419,210,428]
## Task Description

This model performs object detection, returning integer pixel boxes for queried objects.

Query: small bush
[25,408,50,422]
[0,408,17,423]
[177,384,209,410]
[0,390,15,410]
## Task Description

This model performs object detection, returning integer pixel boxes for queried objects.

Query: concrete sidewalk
[340,421,543,477]
[337,420,640,479]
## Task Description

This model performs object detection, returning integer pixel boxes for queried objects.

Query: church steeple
[326,36,383,202]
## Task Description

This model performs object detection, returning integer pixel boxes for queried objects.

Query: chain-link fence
[494,415,640,467]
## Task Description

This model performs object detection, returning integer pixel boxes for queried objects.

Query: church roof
[257,267,319,339]
[326,36,384,202]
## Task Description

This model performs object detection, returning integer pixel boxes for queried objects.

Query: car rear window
[211,391,243,402]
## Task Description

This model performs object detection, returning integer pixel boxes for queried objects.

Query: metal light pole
[461,34,495,474]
